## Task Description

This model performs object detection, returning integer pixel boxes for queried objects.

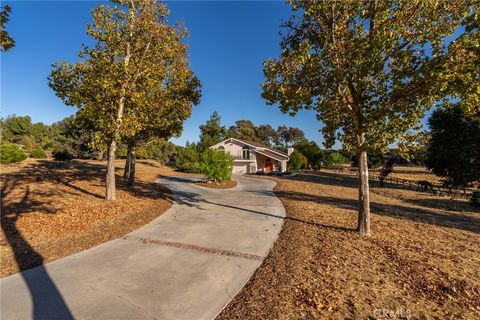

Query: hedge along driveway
[0,174,286,320]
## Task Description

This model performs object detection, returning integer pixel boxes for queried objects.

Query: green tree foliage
[226,120,258,142]
[1,115,39,146]
[426,107,480,188]
[30,149,47,159]
[198,111,226,152]
[262,0,476,235]
[199,149,233,182]
[0,144,26,164]
[294,140,323,169]
[174,143,200,173]
[287,150,307,171]
[255,124,277,147]
[51,116,97,159]
[49,0,200,199]
[225,120,304,149]
[1,5,15,52]
[276,125,305,148]
[324,151,348,165]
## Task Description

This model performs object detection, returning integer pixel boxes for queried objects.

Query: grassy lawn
[0,159,189,278]
[218,171,480,319]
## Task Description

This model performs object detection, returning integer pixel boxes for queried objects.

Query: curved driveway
[1,175,285,320]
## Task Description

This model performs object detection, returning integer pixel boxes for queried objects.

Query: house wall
[212,139,255,160]
[211,139,288,173]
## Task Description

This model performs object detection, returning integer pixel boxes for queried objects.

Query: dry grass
[218,171,480,319]
[0,159,190,277]
[378,166,443,185]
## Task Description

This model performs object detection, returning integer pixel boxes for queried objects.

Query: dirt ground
[195,179,238,189]
[217,171,480,319]
[0,159,189,277]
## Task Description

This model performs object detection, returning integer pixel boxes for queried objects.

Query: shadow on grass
[275,173,480,233]
[1,183,74,319]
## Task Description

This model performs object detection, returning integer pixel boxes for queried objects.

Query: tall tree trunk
[356,132,371,235]
[127,143,136,186]
[124,148,132,179]
[106,141,117,201]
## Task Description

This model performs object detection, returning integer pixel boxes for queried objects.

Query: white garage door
[232,163,247,174]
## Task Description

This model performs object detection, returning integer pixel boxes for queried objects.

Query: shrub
[0,144,27,164]
[30,149,47,159]
[287,151,308,171]
[52,146,74,161]
[199,149,233,182]
[174,146,200,173]
[324,151,348,165]
[470,189,480,209]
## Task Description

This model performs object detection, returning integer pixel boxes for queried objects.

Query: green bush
[199,149,233,182]
[174,146,200,173]
[52,146,74,161]
[324,151,348,165]
[31,149,47,159]
[287,151,308,171]
[0,144,27,164]
[470,189,480,209]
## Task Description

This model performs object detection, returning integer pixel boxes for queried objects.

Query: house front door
[264,159,273,173]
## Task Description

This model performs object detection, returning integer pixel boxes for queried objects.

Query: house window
[218,146,225,153]
[242,146,250,160]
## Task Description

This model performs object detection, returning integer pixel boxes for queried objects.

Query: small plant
[0,144,27,164]
[287,151,308,171]
[30,149,47,159]
[52,147,74,161]
[199,149,233,182]
[470,189,480,209]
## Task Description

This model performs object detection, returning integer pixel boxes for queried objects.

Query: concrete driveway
[0,175,285,320]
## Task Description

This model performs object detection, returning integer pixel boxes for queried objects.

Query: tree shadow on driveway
[1,184,73,319]
[1,159,174,319]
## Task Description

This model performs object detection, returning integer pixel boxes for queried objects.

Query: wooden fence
[320,165,473,200]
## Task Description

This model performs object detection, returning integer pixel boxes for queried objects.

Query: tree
[51,116,97,159]
[262,1,475,235]
[287,150,307,171]
[255,124,277,147]
[294,140,323,169]
[226,120,258,142]
[0,115,33,143]
[426,107,480,188]
[174,143,200,173]
[276,125,305,148]
[197,111,226,152]
[1,5,15,52]
[199,149,233,183]
[49,0,200,199]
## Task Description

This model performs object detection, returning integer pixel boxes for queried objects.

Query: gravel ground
[217,171,480,319]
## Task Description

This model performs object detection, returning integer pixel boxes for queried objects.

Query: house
[210,138,292,174]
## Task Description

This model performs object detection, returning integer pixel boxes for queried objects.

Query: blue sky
[1,1,326,147]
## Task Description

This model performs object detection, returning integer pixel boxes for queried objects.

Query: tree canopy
[198,111,226,152]
[49,0,200,199]
[262,0,477,235]
[1,5,15,52]
[426,107,480,188]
